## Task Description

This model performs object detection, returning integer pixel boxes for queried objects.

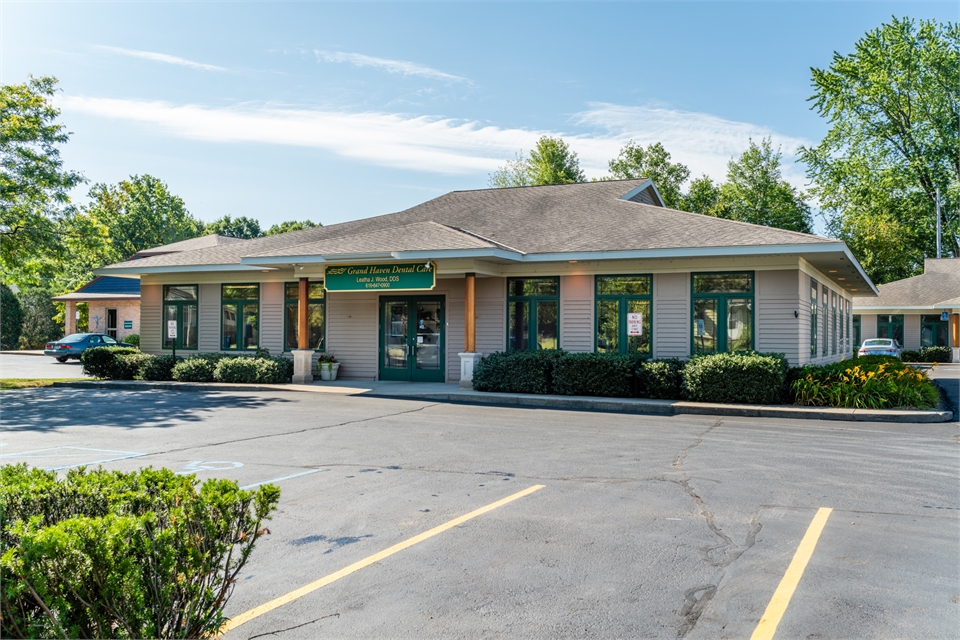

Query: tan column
[64,301,77,336]
[464,273,476,352]
[298,277,309,350]
[953,313,959,347]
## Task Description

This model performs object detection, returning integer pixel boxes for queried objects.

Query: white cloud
[95,45,227,72]
[313,50,467,83]
[58,96,811,186]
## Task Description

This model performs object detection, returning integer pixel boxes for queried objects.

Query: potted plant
[317,353,339,381]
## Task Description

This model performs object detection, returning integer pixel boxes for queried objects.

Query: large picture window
[921,314,949,347]
[692,272,753,355]
[507,277,559,351]
[163,285,198,350]
[595,275,652,357]
[222,284,259,350]
[877,314,904,345]
[284,282,325,351]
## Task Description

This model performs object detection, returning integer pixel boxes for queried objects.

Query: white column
[459,352,483,389]
[292,349,314,384]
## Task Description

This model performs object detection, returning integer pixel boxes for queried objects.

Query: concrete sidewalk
[46,378,955,423]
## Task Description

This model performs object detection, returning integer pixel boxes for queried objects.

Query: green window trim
[831,291,838,356]
[594,275,653,358]
[810,278,818,357]
[162,285,198,351]
[853,314,861,349]
[877,314,904,345]
[920,314,949,348]
[221,284,260,351]
[821,283,829,357]
[507,277,560,351]
[691,271,754,355]
[283,282,326,352]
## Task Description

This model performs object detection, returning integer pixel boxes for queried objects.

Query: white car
[857,338,902,359]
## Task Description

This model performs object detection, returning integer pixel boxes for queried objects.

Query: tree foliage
[489,136,585,187]
[265,219,319,236]
[1,284,23,350]
[801,16,960,283]
[0,77,85,285]
[607,141,690,208]
[205,215,263,239]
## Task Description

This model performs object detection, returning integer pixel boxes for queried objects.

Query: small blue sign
[942,312,949,321]
[124,320,133,329]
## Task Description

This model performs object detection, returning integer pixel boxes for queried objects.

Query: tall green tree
[489,136,585,187]
[205,215,262,239]
[714,138,813,233]
[607,141,690,208]
[83,175,203,262]
[0,76,85,286]
[682,175,722,216]
[265,220,320,236]
[0,284,23,349]
[801,16,960,283]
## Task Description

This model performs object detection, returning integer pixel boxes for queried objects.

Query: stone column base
[292,349,314,384]
[459,352,483,389]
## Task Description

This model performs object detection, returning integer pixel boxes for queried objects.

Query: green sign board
[123,320,133,330]
[324,262,436,292]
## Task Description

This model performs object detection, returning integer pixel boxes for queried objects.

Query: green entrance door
[379,296,445,382]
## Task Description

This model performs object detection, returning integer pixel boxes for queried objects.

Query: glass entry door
[379,296,444,382]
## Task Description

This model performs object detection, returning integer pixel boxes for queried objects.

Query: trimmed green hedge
[214,357,287,384]
[473,350,563,394]
[171,358,217,382]
[636,359,684,399]
[140,354,181,381]
[80,346,139,379]
[920,346,951,363]
[682,352,789,404]
[0,464,279,639]
[553,353,633,397]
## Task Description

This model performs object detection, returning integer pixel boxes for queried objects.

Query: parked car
[858,338,903,359]
[44,333,136,362]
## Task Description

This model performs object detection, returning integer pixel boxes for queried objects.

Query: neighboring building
[853,258,960,360]
[95,180,876,383]
[54,234,246,340]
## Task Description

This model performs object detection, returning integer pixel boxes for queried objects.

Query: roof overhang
[51,293,141,302]
[239,248,525,266]
[95,264,279,276]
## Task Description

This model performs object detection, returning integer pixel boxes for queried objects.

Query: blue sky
[2,1,956,229]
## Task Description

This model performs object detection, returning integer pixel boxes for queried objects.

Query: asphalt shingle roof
[100,180,838,271]
[854,259,960,308]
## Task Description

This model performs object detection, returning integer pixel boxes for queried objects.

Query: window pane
[285,303,298,351]
[182,304,198,349]
[309,302,325,350]
[693,299,718,355]
[626,299,652,356]
[164,285,197,301]
[285,282,325,300]
[921,314,943,323]
[310,283,325,299]
[242,304,259,349]
[223,284,259,301]
[508,278,557,297]
[596,300,619,353]
[537,301,558,350]
[222,305,238,349]
[597,276,650,296]
[163,305,177,349]
[285,283,299,300]
[727,298,752,352]
[693,273,751,294]
[508,300,529,350]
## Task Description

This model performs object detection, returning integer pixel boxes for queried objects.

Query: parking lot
[2,386,958,639]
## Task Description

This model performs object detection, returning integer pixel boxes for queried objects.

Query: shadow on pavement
[0,388,293,432]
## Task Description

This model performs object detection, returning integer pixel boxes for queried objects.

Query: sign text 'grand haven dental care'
[323,262,436,291]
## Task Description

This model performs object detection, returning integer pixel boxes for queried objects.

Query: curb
[49,380,955,423]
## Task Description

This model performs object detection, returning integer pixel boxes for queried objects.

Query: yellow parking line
[219,484,546,635]
[751,507,833,640]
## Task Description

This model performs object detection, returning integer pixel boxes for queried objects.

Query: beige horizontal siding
[756,270,801,365]
[140,284,162,354]
[653,272,689,359]
[476,277,505,355]
[860,313,877,341]
[260,281,284,356]
[904,314,921,351]
[560,274,593,353]
[326,291,378,380]
[438,279,464,382]
[198,283,220,353]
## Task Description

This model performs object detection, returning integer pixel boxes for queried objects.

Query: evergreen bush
[0,284,24,350]
[472,350,564,394]
[919,346,951,363]
[0,464,279,639]
[171,357,217,382]
[901,350,921,362]
[123,333,140,348]
[552,352,633,397]
[635,359,685,399]
[80,346,140,379]
[115,353,152,380]
[682,352,789,404]
[213,357,283,384]
[139,354,180,381]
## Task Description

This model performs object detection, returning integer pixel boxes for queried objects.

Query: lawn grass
[0,378,86,390]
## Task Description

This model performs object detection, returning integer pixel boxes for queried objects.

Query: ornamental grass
[792,356,939,410]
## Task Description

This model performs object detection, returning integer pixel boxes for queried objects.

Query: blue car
[44,333,136,362]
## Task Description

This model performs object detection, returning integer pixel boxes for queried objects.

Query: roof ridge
[449,178,647,194]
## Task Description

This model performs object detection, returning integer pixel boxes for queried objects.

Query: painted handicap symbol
[177,460,243,475]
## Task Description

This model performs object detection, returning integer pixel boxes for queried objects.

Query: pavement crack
[246,612,339,639]
[673,419,722,470]
[677,583,717,637]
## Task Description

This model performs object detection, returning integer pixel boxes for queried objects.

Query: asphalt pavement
[0,351,90,379]
[1,386,957,639]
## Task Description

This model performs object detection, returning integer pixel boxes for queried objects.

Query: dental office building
[96,179,877,384]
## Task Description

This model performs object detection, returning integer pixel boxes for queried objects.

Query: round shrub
[115,353,152,380]
[80,346,140,379]
[172,358,216,382]
[682,352,789,405]
[122,333,140,348]
[919,346,951,363]
[635,359,685,399]
[140,354,180,381]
